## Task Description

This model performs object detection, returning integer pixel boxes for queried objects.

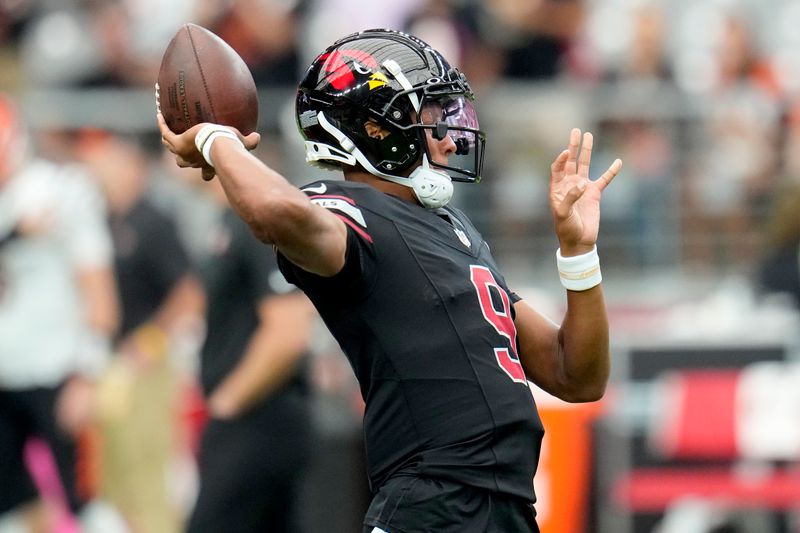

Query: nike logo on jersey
[301,183,327,194]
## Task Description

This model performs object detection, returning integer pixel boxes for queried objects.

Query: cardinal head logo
[320,49,385,91]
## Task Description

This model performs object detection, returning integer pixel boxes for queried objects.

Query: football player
[158,29,622,533]
[0,95,123,532]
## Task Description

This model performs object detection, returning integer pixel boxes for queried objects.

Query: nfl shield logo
[454,228,471,248]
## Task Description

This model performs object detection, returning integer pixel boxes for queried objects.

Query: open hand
[549,128,622,256]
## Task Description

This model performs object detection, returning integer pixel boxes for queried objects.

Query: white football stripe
[311,198,367,228]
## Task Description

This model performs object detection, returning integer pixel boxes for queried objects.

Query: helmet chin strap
[314,111,453,209]
[405,156,454,209]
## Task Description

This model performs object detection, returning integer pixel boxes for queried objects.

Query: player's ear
[364,119,390,140]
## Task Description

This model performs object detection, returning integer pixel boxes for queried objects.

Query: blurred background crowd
[3,0,800,532]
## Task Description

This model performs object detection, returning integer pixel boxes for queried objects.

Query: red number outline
[469,265,527,384]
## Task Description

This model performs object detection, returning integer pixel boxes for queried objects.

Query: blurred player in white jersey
[0,94,124,533]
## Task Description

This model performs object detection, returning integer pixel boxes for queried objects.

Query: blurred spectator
[754,101,800,309]
[404,0,504,91]
[590,5,678,268]
[18,4,114,87]
[78,132,205,533]
[208,0,307,87]
[467,0,585,80]
[0,0,37,43]
[78,1,152,87]
[79,132,203,340]
[757,182,800,309]
[299,0,425,69]
[17,0,210,88]
[595,119,677,269]
[0,94,125,531]
[610,4,671,85]
[404,0,585,90]
[186,178,316,533]
[684,13,781,270]
[148,150,222,265]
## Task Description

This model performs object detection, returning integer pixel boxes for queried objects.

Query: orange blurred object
[533,392,605,533]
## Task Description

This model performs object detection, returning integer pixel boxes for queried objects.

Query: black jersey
[111,199,191,339]
[277,180,544,502]
[200,210,307,398]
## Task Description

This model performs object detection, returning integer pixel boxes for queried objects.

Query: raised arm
[515,128,622,403]
[157,114,348,277]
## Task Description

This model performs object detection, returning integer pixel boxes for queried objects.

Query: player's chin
[428,158,453,176]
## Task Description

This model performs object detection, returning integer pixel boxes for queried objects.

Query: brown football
[157,23,258,134]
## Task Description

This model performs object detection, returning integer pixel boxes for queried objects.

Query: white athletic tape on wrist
[556,245,602,291]
[194,124,243,168]
[194,124,222,157]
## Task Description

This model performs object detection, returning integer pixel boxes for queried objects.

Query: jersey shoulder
[298,179,381,243]
[298,179,387,208]
[298,179,418,240]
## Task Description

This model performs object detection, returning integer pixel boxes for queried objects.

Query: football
[157,23,258,134]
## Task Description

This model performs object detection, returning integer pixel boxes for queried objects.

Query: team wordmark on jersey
[310,195,373,243]
[310,197,367,228]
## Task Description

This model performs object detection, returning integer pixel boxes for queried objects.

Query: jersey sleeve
[277,181,377,298]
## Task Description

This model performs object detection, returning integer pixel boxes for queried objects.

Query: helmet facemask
[403,89,486,184]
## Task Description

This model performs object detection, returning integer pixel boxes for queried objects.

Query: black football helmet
[295,29,486,186]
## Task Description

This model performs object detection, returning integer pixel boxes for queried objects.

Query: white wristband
[556,245,602,291]
[194,124,244,168]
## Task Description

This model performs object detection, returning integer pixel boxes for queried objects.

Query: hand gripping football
[157,23,258,135]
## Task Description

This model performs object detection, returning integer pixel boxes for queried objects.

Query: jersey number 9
[470,265,527,385]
